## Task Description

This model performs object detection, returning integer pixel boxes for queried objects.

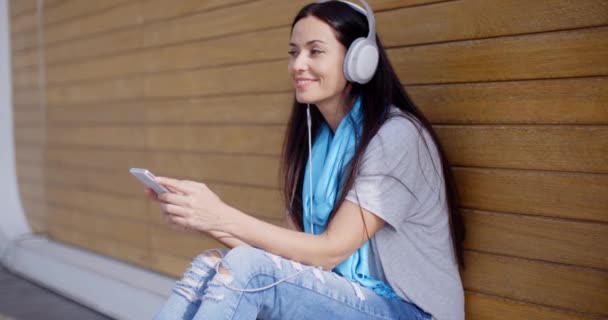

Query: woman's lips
[295,79,317,89]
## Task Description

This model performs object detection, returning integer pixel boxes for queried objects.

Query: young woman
[150,1,465,319]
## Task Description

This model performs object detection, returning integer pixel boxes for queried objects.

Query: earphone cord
[215,261,317,293]
[215,105,318,293]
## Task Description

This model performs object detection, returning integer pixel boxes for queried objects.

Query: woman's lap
[154,246,430,320]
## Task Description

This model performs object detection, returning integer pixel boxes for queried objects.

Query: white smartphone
[129,168,171,194]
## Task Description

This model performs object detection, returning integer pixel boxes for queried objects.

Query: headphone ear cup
[343,37,379,84]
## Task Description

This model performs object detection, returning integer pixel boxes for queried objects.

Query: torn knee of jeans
[216,262,234,284]
[198,249,224,268]
[173,286,200,302]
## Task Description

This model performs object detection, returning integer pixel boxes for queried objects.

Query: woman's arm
[222,200,385,269]
[154,177,385,270]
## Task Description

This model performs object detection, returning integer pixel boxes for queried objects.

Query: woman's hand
[151,177,232,233]
[145,187,190,232]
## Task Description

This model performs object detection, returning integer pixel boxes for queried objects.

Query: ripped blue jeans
[153,246,431,320]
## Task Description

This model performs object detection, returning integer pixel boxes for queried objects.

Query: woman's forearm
[206,230,248,249]
[220,207,345,270]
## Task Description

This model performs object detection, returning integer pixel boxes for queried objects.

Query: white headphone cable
[215,105,318,293]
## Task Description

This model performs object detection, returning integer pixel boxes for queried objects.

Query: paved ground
[0,265,113,320]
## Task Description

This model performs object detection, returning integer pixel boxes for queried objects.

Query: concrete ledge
[2,236,176,320]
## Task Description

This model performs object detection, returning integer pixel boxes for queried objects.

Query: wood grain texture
[43,27,143,66]
[43,1,143,46]
[43,0,131,26]
[465,292,597,320]
[455,167,608,223]
[377,0,608,47]
[145,124,285,155]
[143,60,290,98]
[47,126,145,148]
[463,251,608,316]
[391,26,608,84]
[142,0,247,23]
[143,93,292,124]
[409,77,608,125]
[437,125,608,173]
[463,210,608,270]
[45,76,142,105]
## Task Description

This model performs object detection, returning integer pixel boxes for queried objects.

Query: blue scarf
[302,96,399,299]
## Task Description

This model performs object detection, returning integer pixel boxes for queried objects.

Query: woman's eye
[311,49,323,55]
[287,50,297,57]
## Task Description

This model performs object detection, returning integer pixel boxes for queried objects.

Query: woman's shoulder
[371,106,427,149]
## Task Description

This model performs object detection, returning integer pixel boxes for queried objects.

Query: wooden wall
[9,0,608,319]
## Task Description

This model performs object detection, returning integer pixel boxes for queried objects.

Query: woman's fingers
[145,188,158,200]
[156,176,198,195]
[160,202,191,217]
[157,192,190,207]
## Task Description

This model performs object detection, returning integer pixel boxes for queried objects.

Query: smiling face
[288,16,350,108]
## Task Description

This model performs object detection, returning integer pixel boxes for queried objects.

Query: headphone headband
[319,0,376,42]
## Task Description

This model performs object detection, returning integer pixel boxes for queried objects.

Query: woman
[150,1,464,319]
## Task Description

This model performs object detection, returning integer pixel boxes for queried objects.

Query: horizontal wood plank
[16,162,44,182]
[143,93,292,124]
[47,126,145,148]
[143,0,309,47]
[9,9,37,35]
[145,152,280,189]
[142,0,247,23]
[50,205,150,248]
[436,125,608,173]
[17,180,45,201]
[377,0,608,47]
[45,76,142,106]
[47,102,146,124]
[13,108,45,125]
[144,60,290,98]
[46,146,146,170]
[14,125,45,144]
[49,222,152,270]
[15,144,45,164]
[463,210,608,270]
[43,51,144,86]
[11,48,39,69]
[140,26,288,73]
[43,1,142,46]
[145,124,285,155]
[463,251,608,316]
[45,26,142,65]
[10,29,38,52]
[391,26,608,85]
[410,77,608,125]
[43,0,131,26]
[9,0,37,17]
[465,292,597,320]
[45,185,148,223]
[455,167,608,223]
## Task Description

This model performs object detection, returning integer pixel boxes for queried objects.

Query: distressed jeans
[153,246,431,320]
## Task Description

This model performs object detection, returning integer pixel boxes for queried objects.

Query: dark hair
[280,1,465,268]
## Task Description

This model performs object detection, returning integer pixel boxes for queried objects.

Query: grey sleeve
[345,117,439,228]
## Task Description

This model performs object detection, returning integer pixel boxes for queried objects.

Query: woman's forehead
[290,16,338,46]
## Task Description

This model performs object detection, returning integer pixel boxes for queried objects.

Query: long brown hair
[280,1,465,268]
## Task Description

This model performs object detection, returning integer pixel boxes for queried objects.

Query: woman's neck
[315,91,355,133]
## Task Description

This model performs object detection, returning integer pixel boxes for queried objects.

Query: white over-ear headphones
[319,0,379,84]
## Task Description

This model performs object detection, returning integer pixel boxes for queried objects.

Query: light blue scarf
[302,96,399,299]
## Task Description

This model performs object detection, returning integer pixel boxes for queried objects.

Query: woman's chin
[295,94,317,105]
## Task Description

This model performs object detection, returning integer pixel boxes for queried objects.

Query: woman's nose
[292,54,307,72]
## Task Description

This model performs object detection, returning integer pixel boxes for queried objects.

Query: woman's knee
[191,248,229,269]
[218,246,277,280]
